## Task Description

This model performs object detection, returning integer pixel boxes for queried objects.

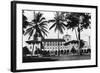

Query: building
[42,39,67,51]
[25,34,72,55]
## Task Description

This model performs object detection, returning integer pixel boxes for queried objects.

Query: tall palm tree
[48,12,67,56]
[48,12,67,38]
[24,11,48,56]
[24,12,48,40]
[64,12,91,54]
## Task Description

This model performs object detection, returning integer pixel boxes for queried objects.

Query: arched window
[42,42,45,46]
[54,42,57,46]
[45,42,47,46]
[60,42,62,46]
[52,42,54,46]
[59,42,61,46]
[49,42,51,46]
[47,42,49,46]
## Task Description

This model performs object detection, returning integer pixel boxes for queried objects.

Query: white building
[42,39,66,51]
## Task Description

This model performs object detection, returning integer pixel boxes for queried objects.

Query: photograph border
[11,1,98,72]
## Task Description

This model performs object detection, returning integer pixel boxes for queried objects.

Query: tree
[23,46,31,57]
[24,11,48,56]
[22,14,29,28]
[22,11,30,34]
[48,12,67,38]
[24,12,48,40]
[64,12,91,54]
[48,12,67,56]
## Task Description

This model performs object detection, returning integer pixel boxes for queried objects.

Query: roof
[26,39,65,44]
[64,40,85,48]
[42,39,65,42]
[26,40,42,44]
[64,34,71,37]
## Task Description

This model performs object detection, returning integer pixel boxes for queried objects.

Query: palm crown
[24,12,48,40]
[65,12,91,31]
[48,12,67,34]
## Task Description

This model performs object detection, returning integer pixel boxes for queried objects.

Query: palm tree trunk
[75,28,78,40]
[78,24,81,55]
[32,11,35,56]
[58,30,60,56]
[32,44,34,56]
[32,34,35,56]
[89,36,90,48]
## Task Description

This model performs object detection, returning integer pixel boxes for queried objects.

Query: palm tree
[24,11,48,56]
[48,12,67,56]
[64,12,91,54]
[24,12,48,40]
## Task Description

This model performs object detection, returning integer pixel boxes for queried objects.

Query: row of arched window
[42,42,65,46]
[44,46,71,50]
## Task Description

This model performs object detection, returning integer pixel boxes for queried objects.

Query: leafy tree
[64,12,91,54]
[22,11,30,34]
[23,46,31,56]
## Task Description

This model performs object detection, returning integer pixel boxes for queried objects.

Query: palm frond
[41,30,48,36]
[39,17,45,22]
[41,27,48,33]
[24,27,33,35]
[23,15,30,28]
[61,24,65,30]
[23,21,29,28]
[36,12,43,22]
[58,25,63,34]
[40,25,47,30]
[48,20,55,23]
[32,19,37,24]
[28,30,33,40]
[61,22,67,27]
[39,21,48,26]
[54,25,58,32]
[23,14,27,21]
[49,23,56,30]
[60,22,67,30]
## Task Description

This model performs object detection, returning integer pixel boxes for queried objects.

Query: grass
[23,54,91,63]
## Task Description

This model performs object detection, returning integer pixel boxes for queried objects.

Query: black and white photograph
[22,10,91,62]
[11,1,97,72]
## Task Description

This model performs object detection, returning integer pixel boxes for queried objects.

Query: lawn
[23,54,91,63]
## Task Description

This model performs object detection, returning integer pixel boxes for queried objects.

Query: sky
[23,10,91,44]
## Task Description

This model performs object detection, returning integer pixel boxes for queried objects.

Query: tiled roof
[42,39,65,42]
[26,40,42,44]
[64,34,71,36]
[26,39,65,44]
